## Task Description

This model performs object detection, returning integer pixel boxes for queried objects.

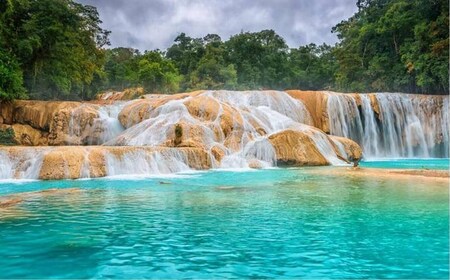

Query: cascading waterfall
[2,90,446,180]
[107,90,345,169]
[105,149,192,176]
[327,92,449,158]
[91,103,125,145]
[0,149,47,180]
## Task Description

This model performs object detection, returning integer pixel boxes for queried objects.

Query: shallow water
[0,167,448,279]
[361,158,449,170]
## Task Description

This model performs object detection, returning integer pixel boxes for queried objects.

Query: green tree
[189,34,237,90]
[287,43,337,90]
[0,0,110,99]
[166,33,205,89]
[332,0,449,94]
[138,51,182,93]
[104,47,141,90]
[0,48,26,100]
[224,30,289,89]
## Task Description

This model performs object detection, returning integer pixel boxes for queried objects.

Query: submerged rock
[0,188,83,209]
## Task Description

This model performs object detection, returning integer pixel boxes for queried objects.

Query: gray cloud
[77,0,358,51]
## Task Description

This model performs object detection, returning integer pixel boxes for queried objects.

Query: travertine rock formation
[268,130,329,166]
[2,89,446,180]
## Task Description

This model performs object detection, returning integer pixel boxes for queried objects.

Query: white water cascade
[4,90,446,180]
[105,149,192,176]
[107,90,346,169]
[0,149,47,180]
[327,92,449,158]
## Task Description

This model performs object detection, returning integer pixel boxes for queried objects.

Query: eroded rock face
[48,103,100,145]
[11,124,48,146]
[13,101,79,131]
[286,90,382,134]
[0,101,14,125]
[3,100,126,146]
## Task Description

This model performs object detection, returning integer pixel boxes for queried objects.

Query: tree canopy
[332,0,449,93]
[0,0,447,101]
[0,0,110,100]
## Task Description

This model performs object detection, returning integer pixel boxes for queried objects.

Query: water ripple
[0,168,448,278]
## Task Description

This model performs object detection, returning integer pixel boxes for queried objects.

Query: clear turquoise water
[361,158,449,170]
[0,166,448,279]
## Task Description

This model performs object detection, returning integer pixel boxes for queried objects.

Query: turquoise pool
[361,158,449,170]
[0,166,448,279]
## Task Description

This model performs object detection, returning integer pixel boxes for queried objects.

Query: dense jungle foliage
[0,0,448,100]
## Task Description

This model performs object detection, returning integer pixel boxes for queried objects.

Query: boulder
[268,129,329,166]
[39,147,91,179]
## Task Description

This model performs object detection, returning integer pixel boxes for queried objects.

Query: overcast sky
[77,0,358,51]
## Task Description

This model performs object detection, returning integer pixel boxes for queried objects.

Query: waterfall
[327,92,449,158]
[91,103,125,144]
[107,90,345,169]
[0,148,47,180]
[1,90,446,181]
[105,149,192,176]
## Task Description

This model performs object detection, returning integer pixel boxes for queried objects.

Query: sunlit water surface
[0,162,448,279]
